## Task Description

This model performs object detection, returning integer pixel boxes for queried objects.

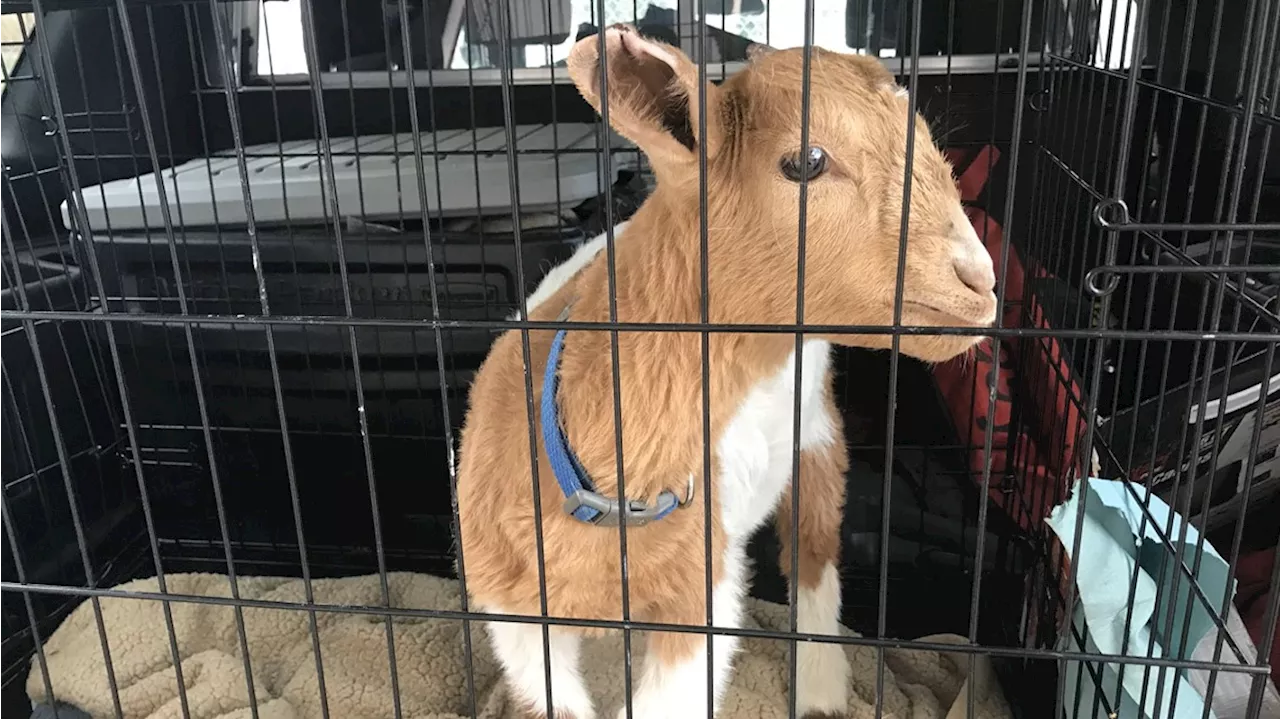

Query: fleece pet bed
[27,572,1012,719]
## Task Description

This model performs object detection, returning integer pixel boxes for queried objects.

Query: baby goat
[456,25,997,719]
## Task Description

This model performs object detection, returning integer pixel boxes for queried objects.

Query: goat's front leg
[483,606,596,719]
[774,392,850,719]
[620,543,748,719]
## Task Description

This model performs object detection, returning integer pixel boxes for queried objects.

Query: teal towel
[1046,478,1234,719]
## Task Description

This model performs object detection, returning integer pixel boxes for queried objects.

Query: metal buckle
[563,488,678,527]
[679,474,695,507]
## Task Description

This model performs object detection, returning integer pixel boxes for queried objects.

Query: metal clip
[679,474,695,507]
[563,488,680,527]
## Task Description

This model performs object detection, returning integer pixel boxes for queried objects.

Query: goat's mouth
[900,299,996,328]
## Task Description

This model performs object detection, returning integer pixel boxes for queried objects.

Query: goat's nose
[951,214,996,294]
[954,250,996,295]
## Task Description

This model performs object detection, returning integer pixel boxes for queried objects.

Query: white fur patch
[715,340,834,539]
[622,543,747,719]
[484,610,596,719]
[512,222,631,320]
[795,563,849,715]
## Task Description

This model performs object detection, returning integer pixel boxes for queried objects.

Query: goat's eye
[779,146,828,182]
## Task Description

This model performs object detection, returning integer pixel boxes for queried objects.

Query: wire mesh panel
[0,1,1277,719]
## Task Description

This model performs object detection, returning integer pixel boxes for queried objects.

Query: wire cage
[1,0,1277,718]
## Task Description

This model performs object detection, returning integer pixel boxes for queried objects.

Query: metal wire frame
[1018,2,1280,719]
[0,2,1278,719]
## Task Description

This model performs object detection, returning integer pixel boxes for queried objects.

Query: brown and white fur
[456,26,997,719]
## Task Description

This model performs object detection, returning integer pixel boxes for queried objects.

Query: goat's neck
[552,194,797,500]
[576,189,793,322]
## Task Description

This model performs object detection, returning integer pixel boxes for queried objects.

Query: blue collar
[540,312,683,526]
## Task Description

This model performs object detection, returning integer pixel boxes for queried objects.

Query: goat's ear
[567,24,724,167]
